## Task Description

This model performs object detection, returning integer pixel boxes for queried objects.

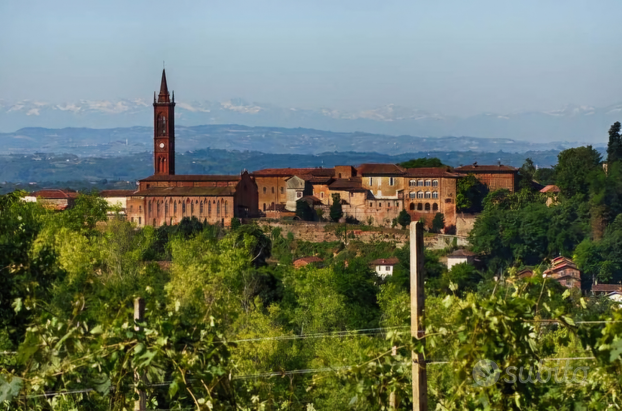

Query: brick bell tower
[153,69,175,175]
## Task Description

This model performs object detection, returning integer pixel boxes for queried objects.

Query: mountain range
[1,98,620,144]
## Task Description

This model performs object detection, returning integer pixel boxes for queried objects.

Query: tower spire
[158,69,170,103]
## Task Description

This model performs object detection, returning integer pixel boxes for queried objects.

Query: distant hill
[0,98,619,143]
[0,148,570,188]
[0,124,600,157]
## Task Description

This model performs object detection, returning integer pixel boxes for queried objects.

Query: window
[157,201,161,215]
[370,202,373,207]
[138,217,141,225]
[148,201,152,213]
[388,202,391,208]
[432,180,439,187]
[297,192,302,198]
[418,180,424,186]
[425,180,431,187]
[410,203,415,210]
[208,201,212,215]
[409,192,416,199]
[280,187,284,194]
[263,187,266,194]
[409,180,416,187]
[417,191,424,199]
[369,177,373,186]
[165,201,168,215]
[417,203,423,211]
[320,192,324,199]
[224,201,228,216]
[174,201,177,214]
[153,219,156,226]
[131,217,134,222]
[139,205,142,212]
[378,203,382,207]
[217,201,220,217]
[191,202,194,214]
[425,192,431,199]
[263,203,266,211]
[130,205,134,212]
[425,203,431,211]
[432,191,439,199]
[182,201,186,214]
[389,177,395,186]
[339,173,342,178]
[433,203,439,211]
[395,201,399,207]
[200,201,204,214]
[272,187,275,194]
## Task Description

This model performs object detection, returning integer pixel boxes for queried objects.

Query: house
[591,284,622,302]
[455,162,518,193]
[293,256,324,269]
[24,189,79,210]
[369,257,399,278]
[540,185,560,206]
[516,268,535,279]
[543,256,581,289]
[99,190,136,216]
[446,249,476,270]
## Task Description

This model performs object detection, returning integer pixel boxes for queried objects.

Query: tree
[518,158,536,190]
[230,217,241,229]
[534,167,556,185]
[555,146,602,198]
[330,193,343,222]
[432,212,445,233]
[295,199,314,221]
[607,121,622,165]
[456,174,486,211]
[396,209,411,229]
[398,157,445,169]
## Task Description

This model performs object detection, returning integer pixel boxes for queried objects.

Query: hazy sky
[1,0,621,116]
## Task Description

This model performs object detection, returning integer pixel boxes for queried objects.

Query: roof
[141,174,241,182]
[293,256,324,268]
[30,189,78,199]
[308,176,334,184]
[328,178,367,192]
[455,164,518,172]
[540,185,560,193]
[517,268,534,278]
[298,195,323,205]
[99,190,136,197]
[369,257,399,266]
[157,69,170,103]
[133,186,236,197]
[357,163,405,176]
[252,168,335,177]
[404,167,464,178]
[447,249,476,258]
[592,284,622,292]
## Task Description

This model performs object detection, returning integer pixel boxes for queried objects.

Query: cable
[229,326,407,343]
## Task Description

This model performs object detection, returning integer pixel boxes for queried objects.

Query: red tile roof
[540,185,560,193]
[369,257,400,266]
[252,168,335,177]
[328,178,367,192]
[30,189,78,199]
[134,186,236,196]
[592,284,622,293]
[140,174,241,182]
[357,163,405,176]
[447,249,476,258]
[455,164,518,172]
[293,256,324,268]
[99,190,136,197]
[404,167,464,178]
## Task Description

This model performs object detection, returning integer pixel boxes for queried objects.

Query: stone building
[543,256,581,289]
[125,70,259,227]
[100,190,135,216]
[25,189,78,210]
[455,163,518,192]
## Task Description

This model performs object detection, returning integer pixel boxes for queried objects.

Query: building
[543,256,581,289]
[126,70,259,227]
[369,257,399,277]
[24,189,78,210]
[293,256,324,269]
[100,190,135,216]
[446,249,476,270]
[540,185,560,206]
[455,162,518,193]
[592,284,622,302]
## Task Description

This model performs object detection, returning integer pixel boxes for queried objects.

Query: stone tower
[153,69,175,175]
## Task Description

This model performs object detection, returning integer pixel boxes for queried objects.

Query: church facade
[125,70,259,227]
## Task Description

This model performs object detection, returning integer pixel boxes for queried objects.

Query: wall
[456,213,479,237]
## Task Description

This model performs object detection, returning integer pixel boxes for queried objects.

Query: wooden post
[389,345,398,409]
[134,297,146,411]
[410,222,427,411]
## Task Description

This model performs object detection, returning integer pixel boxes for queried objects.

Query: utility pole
[134,297,146,411]
[410,222,427,411]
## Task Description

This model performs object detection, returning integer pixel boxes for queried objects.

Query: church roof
[157,69,170,103]
[140,174,241,182]
[134,186,236,197]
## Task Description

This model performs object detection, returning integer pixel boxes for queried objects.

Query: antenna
[163,60,165,69]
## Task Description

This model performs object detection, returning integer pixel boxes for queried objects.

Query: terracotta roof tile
[141,174,241,182]
[369,257,400,266]
[357,163,405,176]
[455,164,517,172]
[404,167,464,178]
[99,190,136,197]
[134,186,236,196]
[447,249,476,258]
[252,168,335,177]
[540,185,561,193]
[30,189,78,199]
[592,284,622,292]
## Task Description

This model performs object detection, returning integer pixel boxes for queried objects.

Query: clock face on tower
[159,143,165,149]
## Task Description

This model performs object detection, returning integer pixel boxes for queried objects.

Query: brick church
[125,70,259,227]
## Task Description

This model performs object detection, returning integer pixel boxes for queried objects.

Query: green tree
[295,199,314,221]
[230,217,241,229]
[555,145,602,198]
[431,212,445,233]
[518,158,536,190]
[607,121,622,165]
[330,193,343,222]
[396,209,411,229]
[456,173,487,211]
[399,157,445,168]
[534,167,556,185]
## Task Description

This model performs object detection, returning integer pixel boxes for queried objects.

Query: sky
[1,0,621,117]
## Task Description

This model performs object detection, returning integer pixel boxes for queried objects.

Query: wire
[229,326,407,343]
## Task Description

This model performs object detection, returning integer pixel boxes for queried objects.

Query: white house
[446,249,476,270]
[369,257,399,278]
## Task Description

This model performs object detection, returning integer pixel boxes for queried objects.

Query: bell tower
[153,69,175,175]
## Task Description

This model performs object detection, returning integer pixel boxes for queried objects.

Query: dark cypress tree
[607,121,622,165]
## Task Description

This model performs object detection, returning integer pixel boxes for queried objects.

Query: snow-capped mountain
[0,98,620,144]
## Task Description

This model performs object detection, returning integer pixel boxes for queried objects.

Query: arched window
[410,203,415,210]
[417,203,423,211]
[174,201,177,214]
[191,201,194,214]
[378,203,382,207]
[263,187,267,194]
[433,203,439,211]
[425,180,431,187]
[320,192,324,199]
[271,187,275,194]
[217,201,221,217]
[224,201,228,216]
[182,201,186,214]
[165,201,168,216]
[425,203,431,211]
[409,192,416,199]
[280,187,284,194]
[432,191,438,199]
[263,203,266,211]
[153,219,156,226]
[157,201,161,215]
[432,180,439,187]
[208,200,212,215]
[418,180,424,186]
[409,180,416,187]
[148,200,152,214]
[158,115,166,136]
[200,201,204,214]
[417,191,424,199]
[425,192,431,199]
